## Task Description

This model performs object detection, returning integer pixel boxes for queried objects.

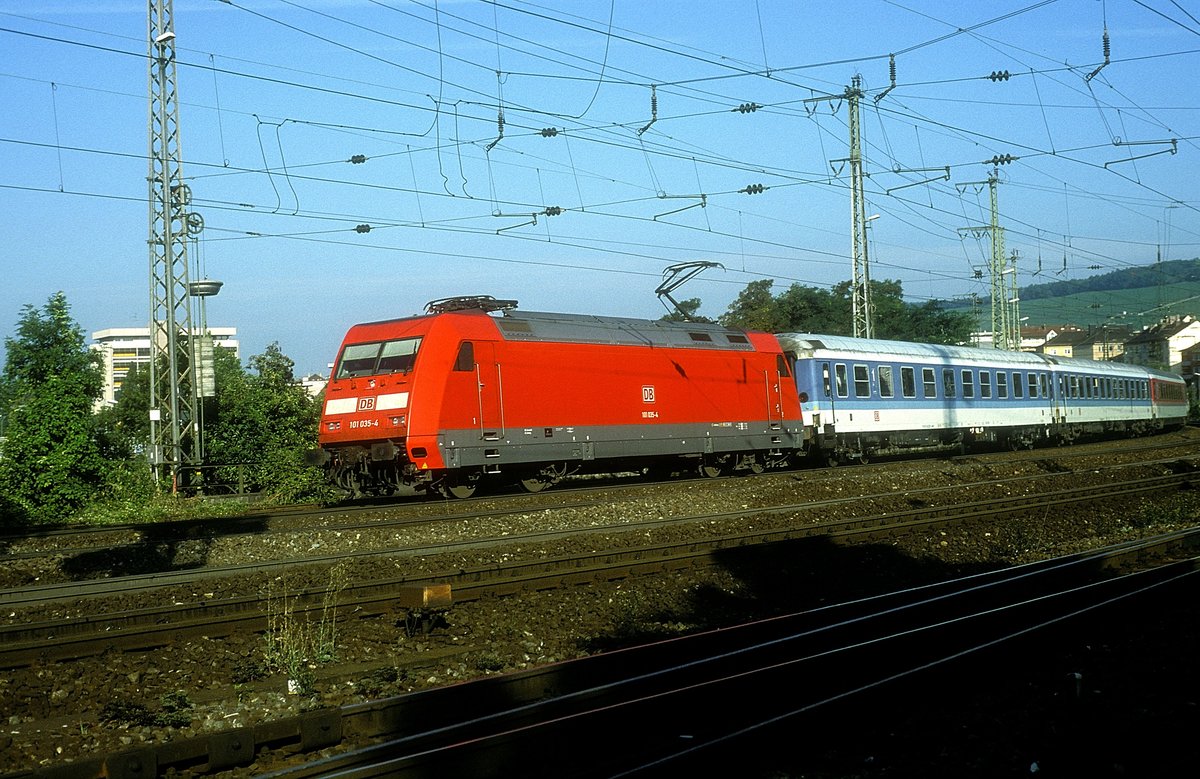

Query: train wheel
[747,455,766,475]
[520,463,567,493]
[442,471,479,499]
[699,455,730,478]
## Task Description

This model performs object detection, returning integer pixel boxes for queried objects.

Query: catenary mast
[147,0,201,489]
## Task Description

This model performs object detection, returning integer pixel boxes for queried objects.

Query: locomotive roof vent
[425,295,519,314]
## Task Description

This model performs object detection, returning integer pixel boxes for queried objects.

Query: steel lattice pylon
[147,0,200,489]
[847,75,873,340]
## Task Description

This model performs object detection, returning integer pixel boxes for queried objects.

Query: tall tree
[204,343,325,500]
[658,297,713,323]
[0,292,106,523]
[719,279,973,344]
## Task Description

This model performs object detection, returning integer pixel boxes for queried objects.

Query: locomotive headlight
[391,416,402,426]
[327,421,341,431]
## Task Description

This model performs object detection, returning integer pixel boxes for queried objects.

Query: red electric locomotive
[314,296,805,498]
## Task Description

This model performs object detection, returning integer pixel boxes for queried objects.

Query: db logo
[358,397,376,411]
[642,385,656,403]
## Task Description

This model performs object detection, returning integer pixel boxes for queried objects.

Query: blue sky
[2,0,1198,376]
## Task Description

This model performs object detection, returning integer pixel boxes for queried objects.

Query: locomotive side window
[835,364,849,398]
[377,337,422,374]
[776,354,791,378]
[980,371,992,399]
[942,368,956,399]
[454,341,475,372]
[853,364,870,398]
[878,365,895,398]
[961,369,975,399]
[997,371,1008,399]
[901,366,916,398]
[922,368,937,398]
[1013,372,1023,399]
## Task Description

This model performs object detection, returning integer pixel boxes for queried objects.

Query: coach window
[923,368,937,398]
[878,366,895,398]
[835,363,849,398]
[454,341,475,372]
[942,368,957,398]
[1039,373,1049,399]
[901,366,916,398]
[997,371,1009,399]
[1141,380,1149,399]
[1091,377,1100,399]
[980,371,992,399]
[961,369,975,399]
[853,364,870,398]
[1027,372,1038,398]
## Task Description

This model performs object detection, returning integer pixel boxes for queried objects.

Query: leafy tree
[95,363,151,458]
[658,297,713,323]
[718,278,973,345]
[720,279,795,331]
[204,343,327,500]
[0,292,106,523]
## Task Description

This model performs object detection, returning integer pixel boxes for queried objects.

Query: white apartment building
[91,327,239,408]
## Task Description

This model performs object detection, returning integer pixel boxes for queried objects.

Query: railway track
[4,433,1198,776]
[22,526,1200,779]
[4,443,1197,614]
[3,428,1196,567]
[3,466,1196,670]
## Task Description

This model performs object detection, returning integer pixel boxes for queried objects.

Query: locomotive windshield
[335,337,422,378]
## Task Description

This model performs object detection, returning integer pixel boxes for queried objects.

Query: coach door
[473,342,505,440]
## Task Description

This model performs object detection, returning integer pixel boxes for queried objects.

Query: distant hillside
[1019,258,1200,302]
[950,258,1200,330]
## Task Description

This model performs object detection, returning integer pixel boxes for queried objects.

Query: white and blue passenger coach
[777,333,1189,464]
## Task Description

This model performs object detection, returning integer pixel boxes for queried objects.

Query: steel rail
[2,471,1195,671]
[24,526,1200,779]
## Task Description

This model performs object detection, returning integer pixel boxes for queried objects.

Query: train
[311,297,1188,498]
[780,333,1188,464]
